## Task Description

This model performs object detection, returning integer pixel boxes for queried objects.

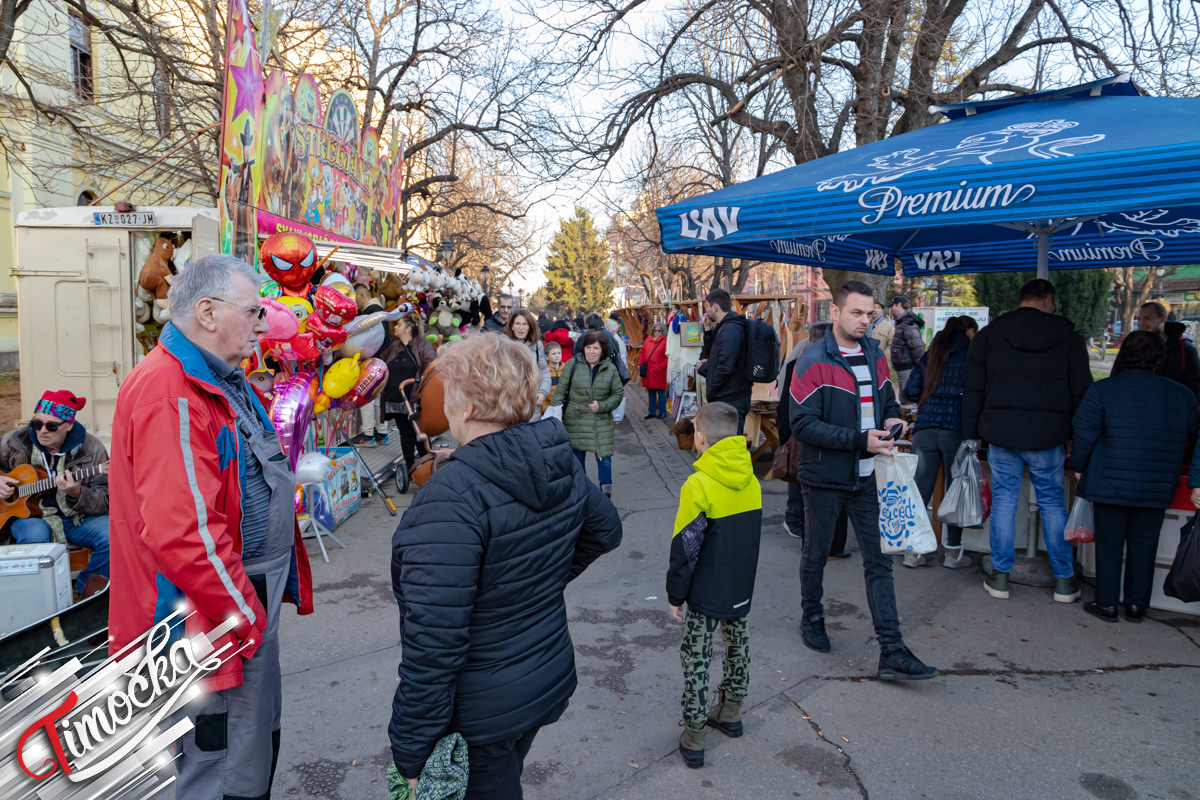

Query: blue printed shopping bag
[875,452,937,555]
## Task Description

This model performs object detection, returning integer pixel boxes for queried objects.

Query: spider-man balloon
[260,232,319,292]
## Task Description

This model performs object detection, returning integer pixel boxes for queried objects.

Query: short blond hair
[437,334,537,426]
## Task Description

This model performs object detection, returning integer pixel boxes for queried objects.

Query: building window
[68,13,94,102]
[77,190,97,206]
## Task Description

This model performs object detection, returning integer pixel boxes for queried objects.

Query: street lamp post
[480,264,491,293]
[438,238,454,267]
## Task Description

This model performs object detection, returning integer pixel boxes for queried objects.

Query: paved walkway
[271,390,1200,800]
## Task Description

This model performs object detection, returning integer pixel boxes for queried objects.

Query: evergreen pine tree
[542,207,615,316]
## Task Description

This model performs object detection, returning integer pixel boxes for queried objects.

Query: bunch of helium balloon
[245,232,410,470]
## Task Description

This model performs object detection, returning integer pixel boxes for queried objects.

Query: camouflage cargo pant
[680,608,750,730]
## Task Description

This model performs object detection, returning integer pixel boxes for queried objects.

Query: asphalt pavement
[271,391,1200,800]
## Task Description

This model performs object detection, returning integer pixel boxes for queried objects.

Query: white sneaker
[902,553,927,568]
[942,548,972,569]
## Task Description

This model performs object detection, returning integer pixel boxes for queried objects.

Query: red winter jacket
[638,335,669,390]
[544,327,574,352]
[108,323,313,692]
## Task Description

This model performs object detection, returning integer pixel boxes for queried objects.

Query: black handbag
[1165,512,1200,603]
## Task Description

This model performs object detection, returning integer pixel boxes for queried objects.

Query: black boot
[801,618,830,653]
[678,725,706,768]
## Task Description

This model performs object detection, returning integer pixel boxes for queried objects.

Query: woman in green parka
[551,329,624,496]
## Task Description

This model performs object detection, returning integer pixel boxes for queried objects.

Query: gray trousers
[176,550,290,799]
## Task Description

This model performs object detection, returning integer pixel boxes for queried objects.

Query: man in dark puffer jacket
[389,336,622,798]
[962,279,1092,604]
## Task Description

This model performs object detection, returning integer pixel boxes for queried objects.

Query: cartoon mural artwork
[218,0,405,257]
[217,0,263,262]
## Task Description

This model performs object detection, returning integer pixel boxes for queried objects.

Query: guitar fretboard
[18,465,105,498]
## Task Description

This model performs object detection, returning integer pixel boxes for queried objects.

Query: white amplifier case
[0,542,72,638]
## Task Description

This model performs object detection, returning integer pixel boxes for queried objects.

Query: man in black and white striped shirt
[788,280,937,682]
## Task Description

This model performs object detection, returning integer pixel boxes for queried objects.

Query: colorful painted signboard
[304,447,363,530]
[218,0,405,262]
[217,0,263,262]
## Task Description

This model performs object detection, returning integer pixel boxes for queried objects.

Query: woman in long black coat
[378,316,436,467]
[388,334,622,798]
[1070,331,1200,623]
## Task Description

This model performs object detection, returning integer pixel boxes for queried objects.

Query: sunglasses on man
[211,297,267,320]
[30,420,64,432]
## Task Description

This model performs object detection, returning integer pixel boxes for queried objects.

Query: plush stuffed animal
[138,234,179,323]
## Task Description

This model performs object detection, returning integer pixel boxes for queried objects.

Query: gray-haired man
[109,254,313,800]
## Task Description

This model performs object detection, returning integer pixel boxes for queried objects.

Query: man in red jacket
[109,253,313,800]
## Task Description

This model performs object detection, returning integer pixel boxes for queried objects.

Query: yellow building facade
[0,0,212,368]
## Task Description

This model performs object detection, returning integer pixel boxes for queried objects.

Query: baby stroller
[390,362,455,493]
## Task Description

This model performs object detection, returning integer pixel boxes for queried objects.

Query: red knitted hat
[36,390,86,421]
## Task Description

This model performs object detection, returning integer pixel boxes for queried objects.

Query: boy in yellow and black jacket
[667,401,763,769]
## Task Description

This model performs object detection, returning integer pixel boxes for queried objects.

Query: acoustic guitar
[0,462,110,533]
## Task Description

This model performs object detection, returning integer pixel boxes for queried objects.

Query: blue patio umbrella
[656,76,1200,279]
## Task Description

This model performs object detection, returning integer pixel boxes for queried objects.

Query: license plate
[92,211,156,226]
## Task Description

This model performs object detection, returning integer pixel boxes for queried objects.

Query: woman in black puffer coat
[1070,331,1200,624]
[388,334,622,799]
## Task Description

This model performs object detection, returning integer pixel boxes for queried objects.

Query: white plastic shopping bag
[937,440,986,529]
[544,404,563,421]
[875,452,938,555]
[1065,496,1095,543]
[612,398,626,423]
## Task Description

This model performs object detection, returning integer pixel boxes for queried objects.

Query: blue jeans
[11,514,110,592]
[987,445,1074,579]
[647,389,668,416]
[573,449,612,486]
[800,481,902,649]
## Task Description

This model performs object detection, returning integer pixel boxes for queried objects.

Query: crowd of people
[9,254,1200,799]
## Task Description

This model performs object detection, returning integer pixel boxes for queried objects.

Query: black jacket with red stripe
[788,327,899,490]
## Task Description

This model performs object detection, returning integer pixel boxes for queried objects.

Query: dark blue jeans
[786,480,848,554]
[646,389,668,416]
[573,449,612,486]
[800,481,903,649]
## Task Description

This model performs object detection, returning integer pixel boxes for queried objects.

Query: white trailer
[13,206,219,445]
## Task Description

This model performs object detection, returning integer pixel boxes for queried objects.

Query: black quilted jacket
[388,420,622,777]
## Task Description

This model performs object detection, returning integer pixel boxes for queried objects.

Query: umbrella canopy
[656,76,1200,278]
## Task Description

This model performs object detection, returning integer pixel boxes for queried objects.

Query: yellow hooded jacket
[666,435,763,618]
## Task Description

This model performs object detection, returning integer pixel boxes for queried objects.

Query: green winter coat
[551,354,624,457]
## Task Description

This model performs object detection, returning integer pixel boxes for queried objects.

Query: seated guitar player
[0,390,110,598]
